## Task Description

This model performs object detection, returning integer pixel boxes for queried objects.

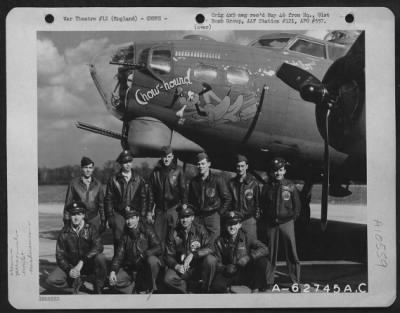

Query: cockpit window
[251,38,290,49]
[111,44,134,65]
[193,64,218,81]
[327,44,348,61]
[226,67,249,85]
[149,49,172,74]
[289,39,326,58]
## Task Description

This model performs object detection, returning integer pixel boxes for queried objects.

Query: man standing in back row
[63,156,106,234]
[188,151,231,245]
[148,146,187,252]
[228,154,260,243]
[105,150,148,252]
[261,157,301,287]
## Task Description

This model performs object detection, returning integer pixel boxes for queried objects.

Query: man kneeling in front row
[45,201,107,294]
[109,206,162,294]
[164,204,217,293]
[211,211,270,293]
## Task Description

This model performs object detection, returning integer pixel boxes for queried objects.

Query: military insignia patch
[170,175,178,185]
[190,240,201,252]
[206,187,216,197]
[82,228,90,240]
[244,189,254,199]
[282,190,291,201]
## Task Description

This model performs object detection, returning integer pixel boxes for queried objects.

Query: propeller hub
[300,83,330,105]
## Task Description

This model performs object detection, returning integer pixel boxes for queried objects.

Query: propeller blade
[276,63,321,92]
[321,109,331,231]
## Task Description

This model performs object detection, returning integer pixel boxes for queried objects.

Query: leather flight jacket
[149,160,187,214]
[165,222,212,268]
[261,178,301,224]
[214,228,268,272]
[63,177,105,222]
[56,223,104,273]
[111,222,162,272]
[228,174,260,220]
[104,171,148,218]
[188,172,232,216]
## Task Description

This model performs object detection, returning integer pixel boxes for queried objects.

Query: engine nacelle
[125,117,203,157]
[315,54,365,158]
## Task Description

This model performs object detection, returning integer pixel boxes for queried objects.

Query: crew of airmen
[45,148,301,294]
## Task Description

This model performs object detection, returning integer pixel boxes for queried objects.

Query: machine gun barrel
[76,121,125,140]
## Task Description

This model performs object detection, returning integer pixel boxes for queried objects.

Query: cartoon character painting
[172,83,259,125]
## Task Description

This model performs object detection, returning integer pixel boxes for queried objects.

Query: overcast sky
[37,30,325,168]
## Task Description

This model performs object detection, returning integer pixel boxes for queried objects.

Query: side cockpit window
[193,64,218,82]
[327,44,348,61]
[226,67,249,85]
[149,49,172,75]
[289,39,326,59]
[252,38,290,49]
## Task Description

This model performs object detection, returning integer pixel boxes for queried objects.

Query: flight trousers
[153,207,178,252]
[211,257,269,293]
[45,253,107,293]
[164,254,217,293]
[108,212,126,252]
[196,211,220,245]
[111,256,161,293]
[265,219,301,285]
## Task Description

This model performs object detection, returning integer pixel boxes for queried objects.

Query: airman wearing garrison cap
[105,150,148,253]
[63,156,105,234]
[211,211,270,293]
[261,156,301,286]
[109,205,162,294]
[148,146,187,254]
[228,154,260,243]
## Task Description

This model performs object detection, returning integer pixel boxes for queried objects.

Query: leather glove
[224,264,238,276]
[237,255,251,267]
[99,220,107,233]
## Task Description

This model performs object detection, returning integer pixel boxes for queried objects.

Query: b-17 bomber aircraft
[77,30,365,230]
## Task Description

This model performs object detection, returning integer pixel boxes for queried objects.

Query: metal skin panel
[121,38,347,169]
